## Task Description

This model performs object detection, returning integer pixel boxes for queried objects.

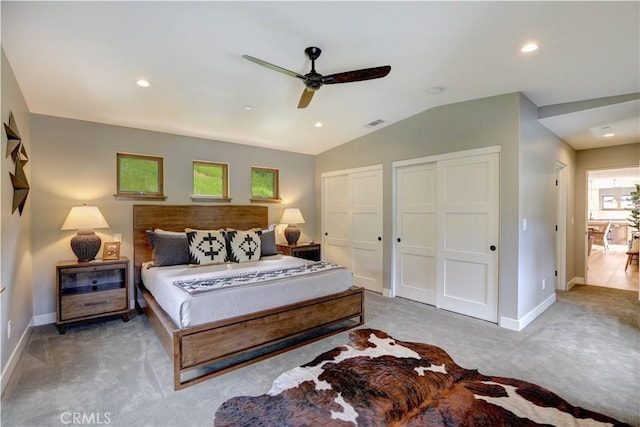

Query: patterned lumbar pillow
[186,228,228,266]
[226,229,262,263]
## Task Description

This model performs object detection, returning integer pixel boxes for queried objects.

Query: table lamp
[280,208,305,245]
[61,204,109,262]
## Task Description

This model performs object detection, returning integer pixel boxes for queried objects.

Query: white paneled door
[395,163,437,304]
[323,173,352,270]
[436,153,499,322]
[350,169,383,293]
[323,166,383,294]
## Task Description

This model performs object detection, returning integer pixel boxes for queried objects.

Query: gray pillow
[260,229,277,257]
[145,230,190,267]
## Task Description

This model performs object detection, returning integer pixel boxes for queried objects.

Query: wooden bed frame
[133,205,365,390]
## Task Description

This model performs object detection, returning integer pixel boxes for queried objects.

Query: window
[250,166,281,203]
[115,153,165,199]
[600,187,637,210]
[601,195,618,210]
[192,161,230,202]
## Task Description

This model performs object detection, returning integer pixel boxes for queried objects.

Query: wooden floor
[587,243,639,291]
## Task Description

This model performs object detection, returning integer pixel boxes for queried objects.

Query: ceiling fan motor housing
[304,73,323,90]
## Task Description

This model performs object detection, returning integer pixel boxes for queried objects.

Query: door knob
[377,236,382,241]
[397,238,401,243]
[490,245,496,251]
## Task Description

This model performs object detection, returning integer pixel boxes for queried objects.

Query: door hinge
[555,270,558,277]
[555,225,558,231]
[555,179,558,186]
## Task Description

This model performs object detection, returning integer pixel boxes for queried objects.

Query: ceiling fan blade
[242,55,306,81]
[297,88,315,109]
[322,65,391,85]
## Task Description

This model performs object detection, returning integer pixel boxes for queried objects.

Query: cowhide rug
[214,329,629,427]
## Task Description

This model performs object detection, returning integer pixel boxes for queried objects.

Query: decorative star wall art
[4,112,30,215]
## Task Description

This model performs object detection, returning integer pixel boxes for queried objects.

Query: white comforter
[141,255,353,328]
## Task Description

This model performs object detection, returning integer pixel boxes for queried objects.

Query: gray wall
[1,49,33,380]
[517,94,561,316]
[575,143,640,277]
[29,115,315,318]
[316,92,569,323]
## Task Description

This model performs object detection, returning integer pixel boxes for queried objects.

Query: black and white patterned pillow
[186,229,228,266]
[226,229,262,263]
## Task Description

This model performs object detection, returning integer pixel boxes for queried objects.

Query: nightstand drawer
[277,243,321,261]
[60,288,126,320]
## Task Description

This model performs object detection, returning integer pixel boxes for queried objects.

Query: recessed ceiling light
[314,122,323,128]
[243,105,252,111]
[521,43,538,53]
[136,79,150,87]
[604,133,615,138]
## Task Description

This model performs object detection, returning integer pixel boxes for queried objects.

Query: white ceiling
[589,166,639,189]
[2,1,639,155]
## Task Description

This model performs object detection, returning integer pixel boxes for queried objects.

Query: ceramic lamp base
[284,224,301,245]
[70,229,102,262]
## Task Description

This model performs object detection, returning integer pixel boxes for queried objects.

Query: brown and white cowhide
[214,329,629,427]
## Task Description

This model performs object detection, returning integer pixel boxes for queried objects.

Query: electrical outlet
[114,233,122,242]
[7,320,11,339]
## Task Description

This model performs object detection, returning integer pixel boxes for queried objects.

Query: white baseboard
[499,293,557,331]
[1,321,33,396]
[33,312,56,326]
[567,276,583,290]
[498,316,520,331]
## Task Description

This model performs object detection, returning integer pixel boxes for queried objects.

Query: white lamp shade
[280,208,305,225]
[61,206,109,230]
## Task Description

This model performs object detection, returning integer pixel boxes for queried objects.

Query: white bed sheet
[141,255,354,328]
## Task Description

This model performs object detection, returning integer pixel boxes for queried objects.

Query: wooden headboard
[132,205,268,285]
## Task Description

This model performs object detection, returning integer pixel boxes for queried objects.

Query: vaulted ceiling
[2,1,639,155]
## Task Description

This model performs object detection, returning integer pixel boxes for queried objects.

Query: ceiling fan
[242,47,391,109]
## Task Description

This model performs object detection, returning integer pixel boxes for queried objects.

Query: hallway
[587,243,639,291]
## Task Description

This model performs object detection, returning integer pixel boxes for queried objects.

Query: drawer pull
[83,300,110,307]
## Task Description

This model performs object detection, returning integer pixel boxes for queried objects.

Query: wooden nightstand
[56,257,130,334]
[277,243,321,261]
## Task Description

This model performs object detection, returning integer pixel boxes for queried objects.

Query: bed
[133,205,365,390]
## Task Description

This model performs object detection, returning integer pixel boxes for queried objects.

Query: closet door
[436,153,499,322]
[351,169,383,293]
[395,163,437,304]
[322,166,383,293]
[323,174,352,270]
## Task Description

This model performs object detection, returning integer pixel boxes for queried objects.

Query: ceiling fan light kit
[242,46,391,109]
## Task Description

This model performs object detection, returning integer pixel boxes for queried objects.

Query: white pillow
[185,228,228,266]
[226,229,262,263]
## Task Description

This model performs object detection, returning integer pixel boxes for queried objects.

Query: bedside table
[277,243,321,261]
[56,257,130,334]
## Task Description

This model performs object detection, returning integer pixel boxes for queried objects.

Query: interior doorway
[585,167,639,291]
[556,162,567,291]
